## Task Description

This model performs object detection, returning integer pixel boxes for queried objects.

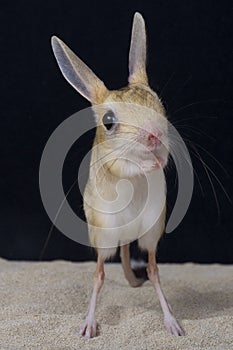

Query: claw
[79,318,97,338]
[164,315,185,336]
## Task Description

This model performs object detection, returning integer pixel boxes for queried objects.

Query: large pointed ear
[51,36,109,104]
[128,12,148,85]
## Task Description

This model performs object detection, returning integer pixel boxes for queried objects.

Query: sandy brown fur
[52,12,186,338]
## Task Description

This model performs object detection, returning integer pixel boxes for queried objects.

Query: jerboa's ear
[51,36,108,104]
[128,12,148,85]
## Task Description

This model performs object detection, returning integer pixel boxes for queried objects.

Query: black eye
[102,111,116,130]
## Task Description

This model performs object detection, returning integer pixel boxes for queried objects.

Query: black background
[1,0,233,263]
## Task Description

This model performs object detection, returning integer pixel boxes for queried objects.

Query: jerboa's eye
[102,111,117,130]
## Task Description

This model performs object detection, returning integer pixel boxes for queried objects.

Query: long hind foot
[79,317,97,338]
[164,305,185,336]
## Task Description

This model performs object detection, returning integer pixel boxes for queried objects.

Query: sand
[0,259,232,350]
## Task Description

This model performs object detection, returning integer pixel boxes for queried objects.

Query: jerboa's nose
[147,130,162,146]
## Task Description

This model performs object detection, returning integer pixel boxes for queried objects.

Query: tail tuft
[131,259,148,280]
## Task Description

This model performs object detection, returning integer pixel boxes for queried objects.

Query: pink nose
[148,131,162,147]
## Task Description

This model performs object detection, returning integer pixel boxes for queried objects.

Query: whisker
[192,149,232,204]
[190,148,221,219]
[170,123,231,198]
[170,114,218,125]
[181,135,231,200]
[89,135,137,169]
[100,137,139,182]
[168,138,204,197]
[166,74,192,109]
[189,141,230,178]
[174,124,216,142]
[169,98,224,115]
[159,71,176,99]
[39,176,79,260]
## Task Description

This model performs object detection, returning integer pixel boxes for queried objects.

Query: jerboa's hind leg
[120,243,145,287]
[138,224,185,336]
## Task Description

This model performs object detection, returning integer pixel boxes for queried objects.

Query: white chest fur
[84,168,166,249]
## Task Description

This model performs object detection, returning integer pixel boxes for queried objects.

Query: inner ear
[51,36,109,104]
